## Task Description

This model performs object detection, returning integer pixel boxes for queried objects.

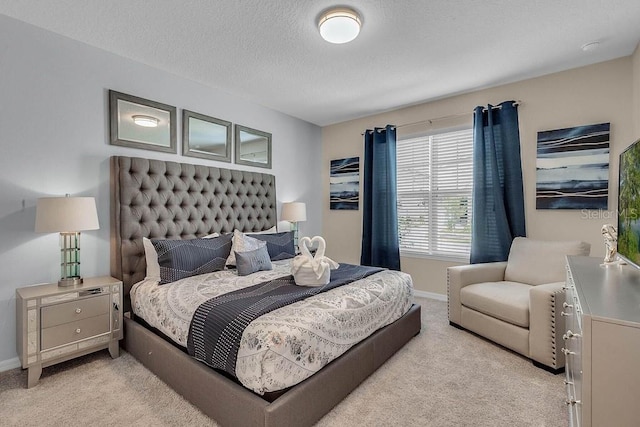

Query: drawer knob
[561,348,576,355]
[563,330,581,340]
[75,328,81,334]
[563,302,573,309]
[75,308,82,314]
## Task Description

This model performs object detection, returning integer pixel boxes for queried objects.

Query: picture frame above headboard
[109,90,177,154]
[235,124,272,169]
[182,109,232,163]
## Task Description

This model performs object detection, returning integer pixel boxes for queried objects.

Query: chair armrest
[529,282,567,369]
[447,262,507,324]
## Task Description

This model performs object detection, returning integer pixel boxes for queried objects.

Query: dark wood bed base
[110,156,422,426]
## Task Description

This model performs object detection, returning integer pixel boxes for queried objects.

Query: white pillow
[142,237,161,281]
[226,229,266,267]
[143,233,218,281]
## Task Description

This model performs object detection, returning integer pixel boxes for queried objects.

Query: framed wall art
[330,156,360,210]
[109,90,177,153]
[234,124,272,169]
[536,122,610,209]
[182,110,232,162]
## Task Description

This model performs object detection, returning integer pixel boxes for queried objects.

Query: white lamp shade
[318,8,361,44]
[35,196,100,233]
[281,202,307,222]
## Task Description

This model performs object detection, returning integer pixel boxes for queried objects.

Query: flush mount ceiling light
[132,115,159,127]
[318,7,361,44]
[581,41,601,52]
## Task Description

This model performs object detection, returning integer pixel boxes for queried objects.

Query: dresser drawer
[41,314,110,350]
[41,294,109,328]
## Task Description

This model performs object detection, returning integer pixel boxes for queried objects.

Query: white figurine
[601,224,618,264]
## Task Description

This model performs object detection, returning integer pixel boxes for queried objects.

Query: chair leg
[449,321,464,330]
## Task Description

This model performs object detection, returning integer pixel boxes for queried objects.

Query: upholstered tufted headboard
[110,156,277,298]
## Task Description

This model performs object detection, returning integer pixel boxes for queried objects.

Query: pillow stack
[141,229,297,284]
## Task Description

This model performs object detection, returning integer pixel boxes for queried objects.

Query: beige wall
[322,57,635,296]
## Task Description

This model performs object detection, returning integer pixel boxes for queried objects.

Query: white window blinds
[397,128,473,259]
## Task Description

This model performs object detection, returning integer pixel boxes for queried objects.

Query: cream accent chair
[447,237,591,372]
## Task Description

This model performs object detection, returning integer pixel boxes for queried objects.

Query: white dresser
[564,256,640,427]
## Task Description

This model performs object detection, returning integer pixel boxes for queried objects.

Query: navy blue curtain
[470,101,526,264]
[361,125,401,270]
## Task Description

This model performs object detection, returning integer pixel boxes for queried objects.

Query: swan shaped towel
[291,236,339,287]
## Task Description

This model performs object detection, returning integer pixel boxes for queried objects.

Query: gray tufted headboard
[110,156,277,298]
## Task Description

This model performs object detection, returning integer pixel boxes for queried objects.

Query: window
[397,128,473,260]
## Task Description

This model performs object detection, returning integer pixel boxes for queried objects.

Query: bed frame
[110,155,421,427]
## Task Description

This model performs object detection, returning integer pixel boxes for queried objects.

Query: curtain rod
[362,100,522,134]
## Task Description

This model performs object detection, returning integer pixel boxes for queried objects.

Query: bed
[110,155,421,426]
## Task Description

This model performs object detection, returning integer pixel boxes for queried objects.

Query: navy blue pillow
[251,231,296,261]
[152,234,233,284]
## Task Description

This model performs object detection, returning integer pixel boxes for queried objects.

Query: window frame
[396,125,473,262]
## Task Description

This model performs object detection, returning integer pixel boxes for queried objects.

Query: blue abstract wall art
[536,122,610,209]
[330,156,359,210]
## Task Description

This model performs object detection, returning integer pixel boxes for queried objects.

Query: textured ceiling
[1,1,639,126]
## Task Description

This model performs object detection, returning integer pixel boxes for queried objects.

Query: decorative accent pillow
[152,234,233,284]
[252,231,296,261]
[226,229,267,267]
[142,237,161,281]
[235,246,273,276]
[143,233,219,282]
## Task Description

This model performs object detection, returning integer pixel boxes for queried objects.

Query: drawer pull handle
[563,330,581,340]
[563,380,574,385]
[565,399,581,406]
[561,312,571,317]
[563,302,573,309]
[75,328,81,334]
[561,348,576,355]
[75,308,82,314]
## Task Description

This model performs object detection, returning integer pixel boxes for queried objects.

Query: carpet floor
[0,297,567,426]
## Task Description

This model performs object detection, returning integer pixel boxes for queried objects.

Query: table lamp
[35,195,100,287]
[281,202,307,250]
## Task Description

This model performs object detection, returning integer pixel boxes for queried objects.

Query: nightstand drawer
[41,294,109,328]
[41,314,110,350]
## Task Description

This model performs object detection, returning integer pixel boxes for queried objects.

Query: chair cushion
[504,237,590,285]
[460,281,532,328]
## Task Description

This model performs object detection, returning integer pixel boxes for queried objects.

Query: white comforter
[131,260,413,394]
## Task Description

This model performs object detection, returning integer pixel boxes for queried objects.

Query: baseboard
[413,289,447,301]
[0,357,21,372]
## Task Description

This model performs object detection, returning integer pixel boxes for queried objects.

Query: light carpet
[0,297,567,426]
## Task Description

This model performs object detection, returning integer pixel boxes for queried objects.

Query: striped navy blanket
[186,263,383,378]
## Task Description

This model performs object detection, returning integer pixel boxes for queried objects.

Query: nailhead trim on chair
[446,268,451,320]
[550,291,557,365]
